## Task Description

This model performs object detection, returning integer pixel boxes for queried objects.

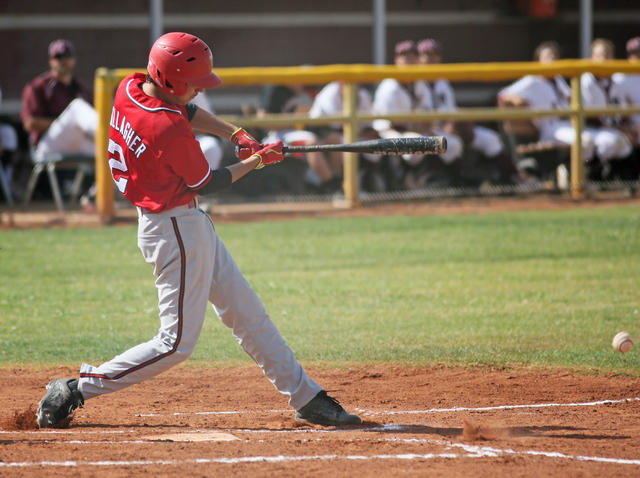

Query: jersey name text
[110,107,147,158]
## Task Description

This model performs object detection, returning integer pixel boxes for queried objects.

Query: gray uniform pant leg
[205,214,321,411]
[79,208,320,410]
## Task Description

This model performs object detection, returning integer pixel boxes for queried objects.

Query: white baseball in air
[612,332,634,353]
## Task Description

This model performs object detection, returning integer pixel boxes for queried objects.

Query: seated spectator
[498,40,629,175]
[611,37,640,146]
[308,81,394,191]
[259,83,342,193]
[580,38,633,169]
[0,86,20,199]
[372,40,464,189]
[21,39,97,162]
[417,38,521,185]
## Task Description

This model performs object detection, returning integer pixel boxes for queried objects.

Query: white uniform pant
[541,120,633,162]
[470,126,504,158]
[35,98,97,162]
[79,204,321,411]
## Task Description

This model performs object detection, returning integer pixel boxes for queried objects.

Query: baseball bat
[284,136,447,155]
[235,136,447,159]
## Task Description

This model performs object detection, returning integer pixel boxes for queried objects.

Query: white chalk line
[87,397,640,419]
[356,397,640,416]
[2,445,640,468]
[136,410,288,417]
[2,397,639,467]
[1,396,638,437]
[2,428,639,467]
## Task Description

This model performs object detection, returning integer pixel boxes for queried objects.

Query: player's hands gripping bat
[230,127,261,159]
[250,141,285,169]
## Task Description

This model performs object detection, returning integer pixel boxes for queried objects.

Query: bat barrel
[282,136,447,155]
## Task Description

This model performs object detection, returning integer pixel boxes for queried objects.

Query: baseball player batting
[36,32,360,428]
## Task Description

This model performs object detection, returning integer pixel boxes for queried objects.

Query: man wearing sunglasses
[21,39,97,163]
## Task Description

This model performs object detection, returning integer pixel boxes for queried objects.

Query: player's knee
[172,346,196,363]
[481,137,504,157]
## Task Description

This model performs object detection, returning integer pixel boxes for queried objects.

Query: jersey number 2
[108,139,128,193]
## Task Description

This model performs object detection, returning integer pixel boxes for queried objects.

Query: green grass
[1,205,640,373]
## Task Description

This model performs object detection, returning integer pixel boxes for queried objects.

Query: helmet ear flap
[148,32,221,96]
[147,58,186,95]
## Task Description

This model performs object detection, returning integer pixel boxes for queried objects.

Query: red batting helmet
[148,32,222,96]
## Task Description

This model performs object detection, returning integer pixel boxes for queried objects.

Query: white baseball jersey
[581,72,621,108]
[309,81,373,118]
[373,79,432,114]
[581,73,625,127]
[498,75,571,130]
[424,80,457,112]
[372,78,463,163]
[612,72,640,135]
[500,74,632,161]
[372,79,432,133]
[426,79,504,158]
[500,75,571,108]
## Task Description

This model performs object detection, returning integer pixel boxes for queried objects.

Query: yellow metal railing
[94,60,640,218]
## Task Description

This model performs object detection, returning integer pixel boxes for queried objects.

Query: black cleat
[36,378,84,428]
[295,391,361,426]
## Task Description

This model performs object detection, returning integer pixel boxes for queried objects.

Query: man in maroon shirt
[21,39,97,161]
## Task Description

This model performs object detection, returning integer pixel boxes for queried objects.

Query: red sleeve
[160,131,212,189]
[21,82,46,121]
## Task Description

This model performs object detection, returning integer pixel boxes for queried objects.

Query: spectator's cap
[626,37,640,54]
[417,39,443,55]
[394,40,418,56]
[48,39,75,58]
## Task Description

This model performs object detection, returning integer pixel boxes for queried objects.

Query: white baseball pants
[35,98,97,161]
[79,203,321,411]
[541,119,633,162]
[470,125,504,158]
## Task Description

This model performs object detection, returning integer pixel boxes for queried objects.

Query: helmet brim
[189,71,223,89]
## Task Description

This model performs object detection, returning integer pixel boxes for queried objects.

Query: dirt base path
[3,192,640,229]
[2,365,639,477]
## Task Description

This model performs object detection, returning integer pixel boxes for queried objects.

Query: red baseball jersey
[108,73,211,212]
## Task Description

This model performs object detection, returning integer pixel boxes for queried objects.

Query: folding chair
[22,145,94,212]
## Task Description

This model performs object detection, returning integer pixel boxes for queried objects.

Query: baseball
[612,332,634,353]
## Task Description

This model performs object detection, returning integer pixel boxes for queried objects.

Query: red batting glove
[235,145,253,160]
[251,141,284,169]
[230,128,260,159]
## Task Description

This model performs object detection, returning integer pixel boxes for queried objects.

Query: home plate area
[1,366,639,477]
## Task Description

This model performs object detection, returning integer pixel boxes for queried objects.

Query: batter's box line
[355,397,640,415]
[136,410,289,417]
[1,449,640,468]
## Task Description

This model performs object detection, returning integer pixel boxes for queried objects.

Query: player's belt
[137,197,199,217]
